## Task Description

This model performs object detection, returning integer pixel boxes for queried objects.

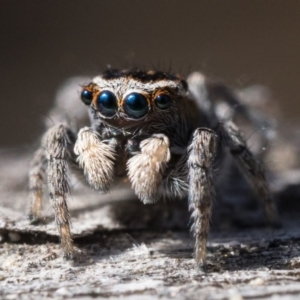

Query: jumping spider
[28,69,278,265]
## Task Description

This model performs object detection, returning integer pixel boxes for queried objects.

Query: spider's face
[80,69,188,131]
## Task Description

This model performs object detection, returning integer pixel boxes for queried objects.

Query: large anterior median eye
[97,91,118,117]
[154,94,171,109]
[124,93,148,118]
[81,89,93,105]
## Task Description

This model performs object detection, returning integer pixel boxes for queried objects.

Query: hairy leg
[220,121,278,225]
[28,147,47,222]
[29,124,79,258]
[29,124,117,258]
[127,134,170,204]
[188,128,217,265]
[45,124,74,258]
[187,72,275,139]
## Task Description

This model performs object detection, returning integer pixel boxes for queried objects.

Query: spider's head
[80,69,189,134]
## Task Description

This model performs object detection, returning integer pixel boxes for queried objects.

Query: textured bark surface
[1,152,300,299]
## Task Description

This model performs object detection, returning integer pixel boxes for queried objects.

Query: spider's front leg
[188,128,218,265]
[127,134,170,203]
[28,124,76,258]
[29,125,116,259]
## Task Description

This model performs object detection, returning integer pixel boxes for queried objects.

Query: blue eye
[124,93,148,118]
[97,91,118,117]
[155,94,171,109]
[81,89,93,105]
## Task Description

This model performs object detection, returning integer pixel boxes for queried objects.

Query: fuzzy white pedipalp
[127,134,170,204]
[74,127,116,192]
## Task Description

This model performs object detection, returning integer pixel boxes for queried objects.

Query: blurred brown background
[1,0,300,147]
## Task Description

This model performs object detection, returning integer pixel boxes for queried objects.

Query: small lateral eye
[124,93,148,119]
[81,89,93,105]
[154,94,171,109]
[97,91,118,117]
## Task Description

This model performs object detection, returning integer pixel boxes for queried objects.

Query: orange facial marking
[152,88,173,104]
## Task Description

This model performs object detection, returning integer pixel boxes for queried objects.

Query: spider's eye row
[97,91,118,117]
[81,89,93,105]
[85,89,170,117]
[124,93,148,119]
[154,94,171,109]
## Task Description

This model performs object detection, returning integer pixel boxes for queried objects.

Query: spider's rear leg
[127,134,170,204]
[28,147,47,223]
[220,121,279,226]
[188,128,217,265]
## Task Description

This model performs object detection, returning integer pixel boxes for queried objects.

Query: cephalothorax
[29,69,278,265]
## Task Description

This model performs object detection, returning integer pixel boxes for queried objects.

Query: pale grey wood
[1,152,300,299]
